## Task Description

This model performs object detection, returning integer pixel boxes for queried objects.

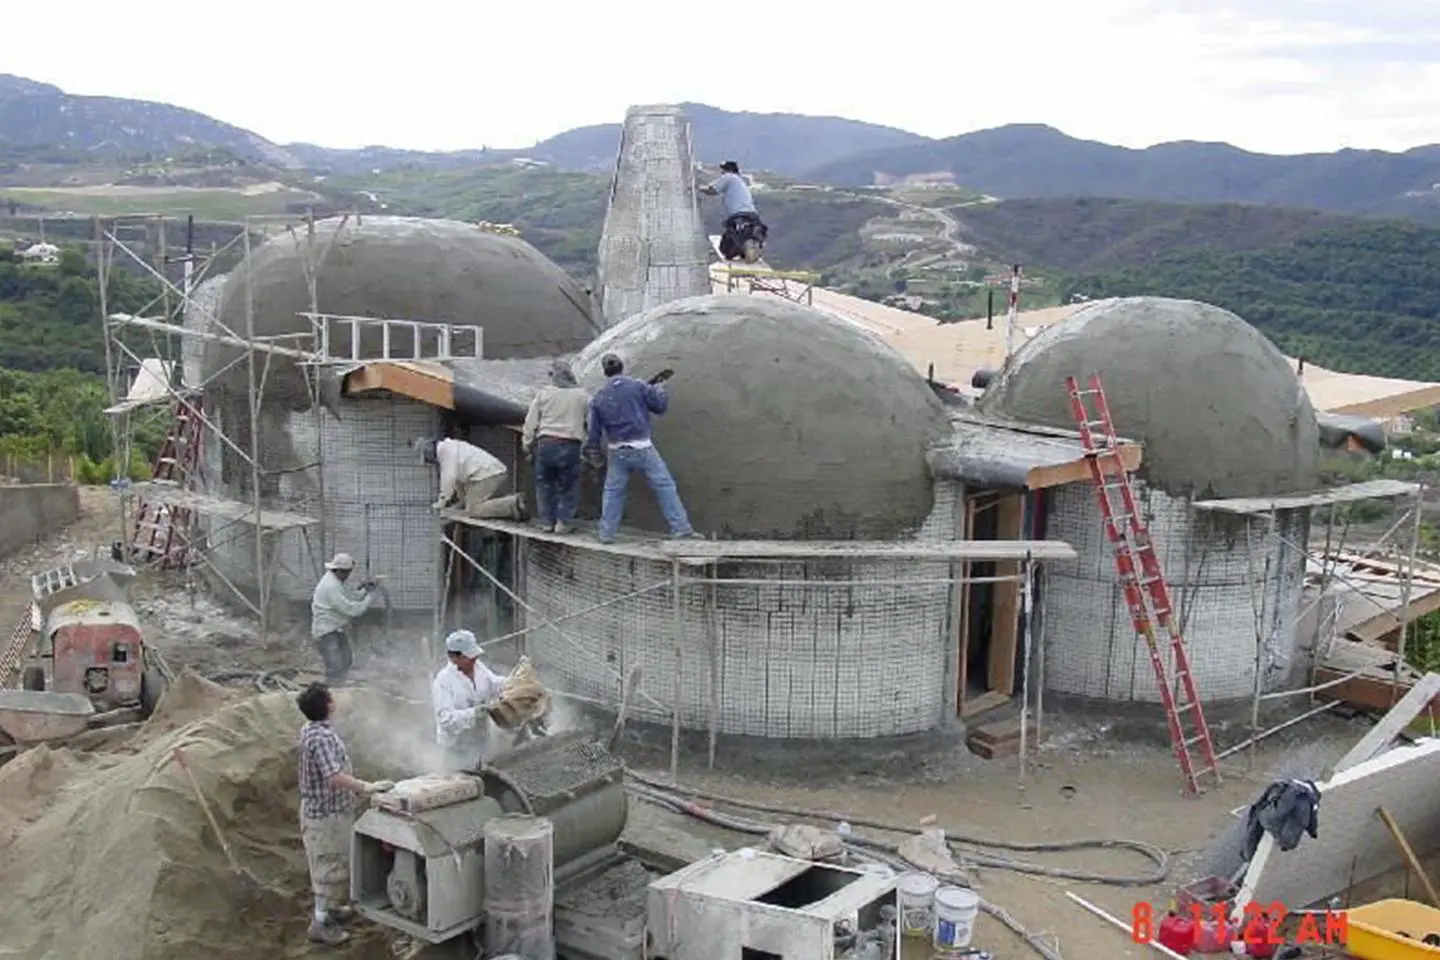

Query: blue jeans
[534,439,582,524]
[600,445,693,540]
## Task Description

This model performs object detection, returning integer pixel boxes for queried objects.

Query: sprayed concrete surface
[979,297,1320,498]
[572,294,951,538]
[203,216,601,487]
[0,483,78,558]
[596,104,712,327]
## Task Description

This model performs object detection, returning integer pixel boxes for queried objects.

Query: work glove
[431,499,445,513]
[364,780,395,794]
[359,577,378,592]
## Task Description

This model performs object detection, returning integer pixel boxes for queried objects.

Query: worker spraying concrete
[420,436,527,520]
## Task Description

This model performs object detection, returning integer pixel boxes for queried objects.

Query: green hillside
[1061,221,1440,381]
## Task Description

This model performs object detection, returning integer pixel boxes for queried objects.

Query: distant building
[18,242,59,264]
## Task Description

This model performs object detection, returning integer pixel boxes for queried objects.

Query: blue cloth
[534,439,582,524]
[587,375,668,448]
[600,446,693,540]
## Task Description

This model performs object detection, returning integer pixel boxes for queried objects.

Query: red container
[1158,913,1198,956]
[1196,917,1233,953]
[1242,916,1278,959]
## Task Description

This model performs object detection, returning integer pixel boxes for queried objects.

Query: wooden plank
[1026,443,1142,490]
[658,538,1077,561]
[1332,672,1440,775]
[343,362,456,409]
[959,689,1009,719]
[1315,668,1438,713]
[970,717,1037,746]
[987,494,1023,696]
[1348,589,1440,645]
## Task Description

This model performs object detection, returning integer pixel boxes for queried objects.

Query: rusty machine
[0,559,169,763]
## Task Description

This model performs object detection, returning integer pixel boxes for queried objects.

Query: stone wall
[0,484,79,557]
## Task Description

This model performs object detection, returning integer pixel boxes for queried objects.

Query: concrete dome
[978,297,1318,498]
[204,215,599,409]
[573,294,951,539]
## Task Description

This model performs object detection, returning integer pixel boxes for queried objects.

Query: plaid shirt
[298,720,355,820]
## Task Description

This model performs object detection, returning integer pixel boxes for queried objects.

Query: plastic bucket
[933,885,980,954]
[896,872,940,938]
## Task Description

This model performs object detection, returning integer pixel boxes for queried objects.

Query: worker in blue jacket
[584,353,700,544]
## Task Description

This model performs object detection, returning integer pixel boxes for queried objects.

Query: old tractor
[0,559,169,764]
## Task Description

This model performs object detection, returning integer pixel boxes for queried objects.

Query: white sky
[5,0,1437,155]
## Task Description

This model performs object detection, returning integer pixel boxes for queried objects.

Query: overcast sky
[5,0,1436,155]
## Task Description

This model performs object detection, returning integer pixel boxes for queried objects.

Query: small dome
[574,294,951,538]
[978,297,1318,498]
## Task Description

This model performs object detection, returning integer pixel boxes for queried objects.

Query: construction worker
[295,681,393,946]
[521,359,590,534]
[431,629,506,771]
[584,353,700,544]
[310,553,377,684]
[699,160,767,262]
[421,436,527,520]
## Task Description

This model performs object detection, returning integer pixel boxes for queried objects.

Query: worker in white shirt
[310,552,377,684]
[419,436,527,520]
[432,629,506,771]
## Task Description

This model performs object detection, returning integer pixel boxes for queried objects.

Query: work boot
[553,521,570,535]
[308,920,350,946]
[328,905,356,924]
[671,530,705,539]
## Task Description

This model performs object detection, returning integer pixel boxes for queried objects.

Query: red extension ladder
[131,396,204,568]
[1064,373,1221,794]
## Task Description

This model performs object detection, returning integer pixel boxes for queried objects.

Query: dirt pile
[0,672,431,960]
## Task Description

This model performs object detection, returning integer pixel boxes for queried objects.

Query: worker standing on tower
[421,436,527,520]
[700,160,768,263]
[584,353,700,544]
[521,359,590,533]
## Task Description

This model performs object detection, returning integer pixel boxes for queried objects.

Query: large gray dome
[573,294,951,539]
[978,297,1318,498]
[204,215,599,407]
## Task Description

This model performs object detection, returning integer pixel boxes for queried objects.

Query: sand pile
[0,671,432,960]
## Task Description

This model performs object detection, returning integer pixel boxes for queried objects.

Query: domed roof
[573,294,951,539]
[204,216,599,410]
[978,297,1318,498]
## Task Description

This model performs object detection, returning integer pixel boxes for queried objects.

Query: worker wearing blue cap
[431,629,505,771]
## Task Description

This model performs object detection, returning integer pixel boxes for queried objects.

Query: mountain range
[3,73,1439,221]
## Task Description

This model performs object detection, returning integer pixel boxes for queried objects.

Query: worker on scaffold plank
[699,160,768,263]
[521,359,590,534]
[419,436,527,520]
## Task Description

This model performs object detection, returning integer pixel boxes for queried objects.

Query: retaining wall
[0,484,79,558]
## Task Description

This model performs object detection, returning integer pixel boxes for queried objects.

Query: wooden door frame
[956,489,1025,718]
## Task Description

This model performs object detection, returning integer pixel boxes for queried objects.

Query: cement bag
[488,656,550,730]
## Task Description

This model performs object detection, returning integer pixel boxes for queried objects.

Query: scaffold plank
[124,483,316,531]
[441,514,1074,562]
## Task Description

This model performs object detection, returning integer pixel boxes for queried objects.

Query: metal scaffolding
[94,212,347,637]
[1192,479,1431,764]
[434,515,1072,783]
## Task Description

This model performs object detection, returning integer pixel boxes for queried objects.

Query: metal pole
[1017,554,1035,804]
[1392,488,1426,706]
[241,227,267,639]
[705,563,720,769]
[670,559,683,783]
[1001,264,1022,365]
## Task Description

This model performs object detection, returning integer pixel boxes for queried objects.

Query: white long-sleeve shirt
[310,571,373,638]
[432,660,505,748]
[436,438,507,506]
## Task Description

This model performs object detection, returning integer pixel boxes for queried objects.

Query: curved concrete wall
[201,396,441,612]
[1041,482,1307,704]
[522,483,959,739]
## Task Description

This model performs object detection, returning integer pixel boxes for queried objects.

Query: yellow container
[1347,900,1440,960]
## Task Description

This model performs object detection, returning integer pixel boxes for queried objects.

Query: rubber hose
[626,770,1168,887]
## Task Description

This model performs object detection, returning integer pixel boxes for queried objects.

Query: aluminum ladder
[1064,372,1221,795]
[131,395,203,567]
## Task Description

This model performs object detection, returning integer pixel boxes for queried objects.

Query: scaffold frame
[435,513,1071,785]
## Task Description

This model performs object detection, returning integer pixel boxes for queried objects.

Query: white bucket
[896,872,939,938]
[933,886,980,953]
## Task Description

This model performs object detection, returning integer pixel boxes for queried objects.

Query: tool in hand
[172,745,268,900]
[647,368,674,385]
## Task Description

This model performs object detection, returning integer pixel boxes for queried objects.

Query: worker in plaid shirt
[295,682,394,946]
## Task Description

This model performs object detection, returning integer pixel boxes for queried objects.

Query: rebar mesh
[1041,481,1309,703]
[521,483,960,739]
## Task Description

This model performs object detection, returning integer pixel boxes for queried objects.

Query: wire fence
[0,449,77,484]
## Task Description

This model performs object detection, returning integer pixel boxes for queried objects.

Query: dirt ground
[0,488,1382,959]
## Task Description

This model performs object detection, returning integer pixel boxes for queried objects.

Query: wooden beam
[1332,672,1440,774]
[1315,668,1440,713]
[1025,442,1143,490]
[343,362,456,409]
[988,493,1023,696]
[1347,589,1440,646]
